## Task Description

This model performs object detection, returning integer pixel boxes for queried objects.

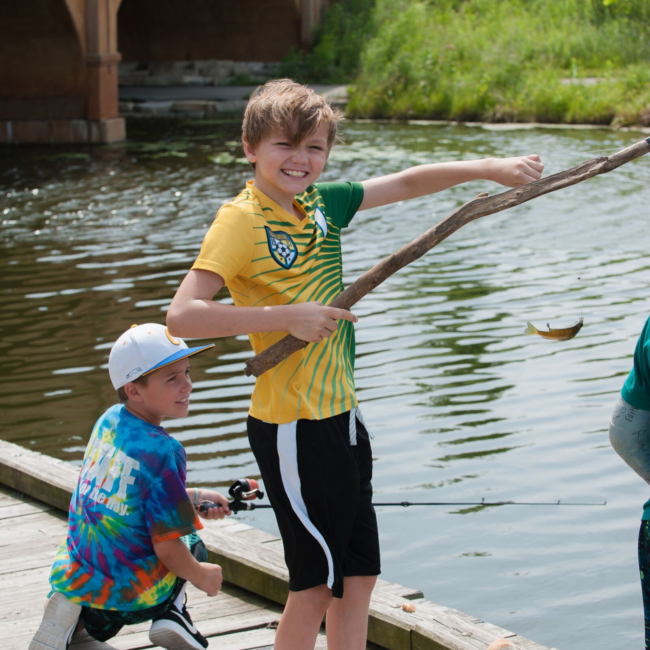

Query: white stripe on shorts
[349,408,357,446]
[277,421,335,590]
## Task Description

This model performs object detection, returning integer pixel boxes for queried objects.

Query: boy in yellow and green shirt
[168,78,544,650]
[190,179,362,423]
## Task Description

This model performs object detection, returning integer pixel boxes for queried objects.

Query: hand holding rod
[244,137,650,377]
[198,499,272,514]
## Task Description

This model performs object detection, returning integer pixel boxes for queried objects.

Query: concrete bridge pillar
[1,0,329,145]
[85,0,124,138]
[299,0,330,47]
[0,0,125,144]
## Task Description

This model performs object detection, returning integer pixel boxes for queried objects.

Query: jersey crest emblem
[265,226,298,269]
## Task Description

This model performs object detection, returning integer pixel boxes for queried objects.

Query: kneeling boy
[30,323,231,650]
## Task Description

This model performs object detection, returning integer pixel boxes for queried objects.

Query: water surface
[1,119,649,649]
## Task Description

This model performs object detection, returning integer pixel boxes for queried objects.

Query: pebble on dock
[401,602,416,613]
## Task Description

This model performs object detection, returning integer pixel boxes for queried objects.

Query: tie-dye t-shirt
[50,404,202,611]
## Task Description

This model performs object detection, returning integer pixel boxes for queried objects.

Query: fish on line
[524,317,584,341]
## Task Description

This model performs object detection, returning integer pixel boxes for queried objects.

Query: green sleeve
[314,182,364,229]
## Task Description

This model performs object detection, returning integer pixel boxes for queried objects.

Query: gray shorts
[609,396,650,485]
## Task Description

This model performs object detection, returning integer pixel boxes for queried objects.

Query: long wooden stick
[244,136,650,377]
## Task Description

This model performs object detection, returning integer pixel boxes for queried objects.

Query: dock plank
[0,586,271,634]
[0,441,79,512]
[0,510,67,548]
[0,439,556,650]
[234,527,282,545]
[0,489,286,650]
[0,487,288,650]
[63,609,280,649]
[0,486,38,507]
[0,500,55,519]
[0,548,60,576]
[0,567,53,594]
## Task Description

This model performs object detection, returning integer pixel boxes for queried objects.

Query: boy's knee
[290,584,333,614]
[345,575,377,595]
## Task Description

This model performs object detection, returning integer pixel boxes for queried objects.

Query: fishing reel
[197,478,266,515]
[229,478,264,503]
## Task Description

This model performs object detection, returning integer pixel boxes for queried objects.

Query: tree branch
[244,136,650,377]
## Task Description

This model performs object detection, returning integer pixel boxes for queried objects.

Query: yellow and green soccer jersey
[192,181,364,424]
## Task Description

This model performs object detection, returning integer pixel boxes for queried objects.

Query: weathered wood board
[0,439,557,650]
[0,485,287,650]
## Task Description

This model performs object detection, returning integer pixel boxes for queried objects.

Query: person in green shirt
[610,315,650,648]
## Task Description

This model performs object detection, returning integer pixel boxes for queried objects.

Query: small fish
[524,317,584,341]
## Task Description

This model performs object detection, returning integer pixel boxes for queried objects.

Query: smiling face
[123,357,192,426]
[243,123,330,213]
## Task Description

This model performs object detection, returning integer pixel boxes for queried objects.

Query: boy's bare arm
[167,269,357,341]
[187,488,232,520]
[154,537,223,596]
[359,156,544,211]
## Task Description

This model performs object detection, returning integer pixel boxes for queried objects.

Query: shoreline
[121,109,650,136]
[118,83,650,135]
[354,118,650,134]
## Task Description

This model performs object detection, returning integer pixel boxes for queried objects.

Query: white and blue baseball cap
[109,323,214,390]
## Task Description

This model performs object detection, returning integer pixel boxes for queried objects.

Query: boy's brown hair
[116,374,148,404]
[242,79,342,154]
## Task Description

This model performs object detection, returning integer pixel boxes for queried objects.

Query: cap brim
[141,344,215,377]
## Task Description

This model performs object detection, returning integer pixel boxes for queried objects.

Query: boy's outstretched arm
[359,155,544,211]
[167,269,357,341]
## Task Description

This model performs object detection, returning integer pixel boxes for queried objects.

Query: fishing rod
[196,479,606,515]
[373,499,606,507]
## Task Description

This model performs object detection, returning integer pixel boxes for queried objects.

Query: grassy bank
[297,0,650,125]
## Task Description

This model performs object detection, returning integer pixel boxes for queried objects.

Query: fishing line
[196,479,606,514]
[372,499,606,507]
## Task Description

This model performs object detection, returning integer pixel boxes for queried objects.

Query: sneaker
[149,601,208,650]
[29,592,82,650]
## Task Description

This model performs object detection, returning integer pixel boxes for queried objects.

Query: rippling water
[1,120,649,649]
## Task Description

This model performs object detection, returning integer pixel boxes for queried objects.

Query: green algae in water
[126,141,189,154]
[208,152,249,165]
[209,152,237,165]
[141,150,189,159]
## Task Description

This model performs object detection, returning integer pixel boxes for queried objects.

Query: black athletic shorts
[248,408,381,598]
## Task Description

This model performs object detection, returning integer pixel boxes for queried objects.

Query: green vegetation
[289,0,650,125]
[280,0,376,83]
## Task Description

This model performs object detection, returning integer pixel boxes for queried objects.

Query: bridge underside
[0,0,325,144]
[119,0,303,63]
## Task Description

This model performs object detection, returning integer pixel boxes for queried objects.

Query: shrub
[347,0,650,124]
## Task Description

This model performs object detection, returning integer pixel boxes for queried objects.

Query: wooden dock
[0,440,557,650]
[0,484,291,649]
